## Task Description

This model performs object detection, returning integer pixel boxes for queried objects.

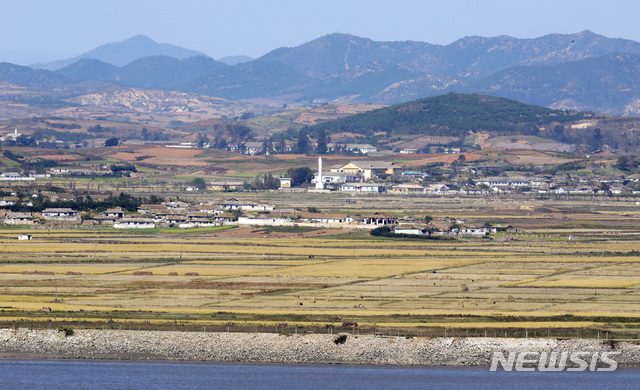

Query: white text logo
[490,351,620,371]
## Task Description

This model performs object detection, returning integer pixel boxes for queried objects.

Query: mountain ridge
[259,30,640,79]
[35,35,207,70]
[5,31,640,116]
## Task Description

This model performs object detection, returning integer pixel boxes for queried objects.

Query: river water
[1,360,638,389]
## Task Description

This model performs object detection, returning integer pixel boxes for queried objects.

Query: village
[3,156,638,196]
[0,153,636,239]
[0,195,505,239]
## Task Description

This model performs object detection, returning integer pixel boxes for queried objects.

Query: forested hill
[310,93,594,137]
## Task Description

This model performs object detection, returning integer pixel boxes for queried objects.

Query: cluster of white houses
[313,164,638,195]
[237,211,397,229]
[0,172,51,181]
[0,199,398,230]
[232,143,379,156]
[3,208,81,225]
[6,156,640,197]
[204,159,639,196]
[1,199,509,238]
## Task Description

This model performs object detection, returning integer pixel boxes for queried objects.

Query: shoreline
[2,328,640,367]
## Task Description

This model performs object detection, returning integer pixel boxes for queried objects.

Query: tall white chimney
[315,157,324,189]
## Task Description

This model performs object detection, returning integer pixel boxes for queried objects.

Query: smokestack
[316,157,324,189]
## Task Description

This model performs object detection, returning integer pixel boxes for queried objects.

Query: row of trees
[242,168,314,191]
[243,174,280,191]
[201,124,334,155]
[6,192,164,213]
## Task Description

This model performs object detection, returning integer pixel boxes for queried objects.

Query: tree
[287,167,314,186]
[88,124,105,133]
[104,138,119,147]
[244,174,280,190]
[599,182,613,197]
[261,138,273,155]
[277,134,287,153]
[227,124,253,152]
[3,150,20,161]
[263,173,279,189]
[212,131,228,149]
[370,226,392,237]
[553,125,567,143]
[230,209,244,221]
[191,177,207,190]
[196,133,210,148]
[590,128,603,151]
[316,129,328,154]
[16,134,36,147]
[296,128,311,154]
[616,155,637,171]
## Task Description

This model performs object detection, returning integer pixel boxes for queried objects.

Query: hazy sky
[2,0,639,65]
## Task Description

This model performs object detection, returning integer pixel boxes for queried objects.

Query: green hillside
[311,93,593,138]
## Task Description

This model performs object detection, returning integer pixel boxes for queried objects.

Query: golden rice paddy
[3,196,640,330]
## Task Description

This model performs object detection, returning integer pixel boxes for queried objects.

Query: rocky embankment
[1,328,639,366]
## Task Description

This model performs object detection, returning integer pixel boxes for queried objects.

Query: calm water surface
[0,360,638,389]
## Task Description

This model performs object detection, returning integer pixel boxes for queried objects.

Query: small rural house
[331,161,400,180]
[4,212,35,225]
[113,218,156,229]
[41,208,79,221]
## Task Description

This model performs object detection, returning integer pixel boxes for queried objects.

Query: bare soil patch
[401,152,482,166]
[109,146,206,166]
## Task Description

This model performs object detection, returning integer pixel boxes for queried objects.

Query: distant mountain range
[217,55,254,66]
[4,31,640,115]
[33,35,207,70]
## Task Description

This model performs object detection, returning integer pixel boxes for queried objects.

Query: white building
[4,212,35,225]
[0,172,35,181]
[114,218,156,229]
[41,208,79,221]
[345,144,377,154]
[479,177,529,187]
[0,129,21,142]
[217,199,275,211]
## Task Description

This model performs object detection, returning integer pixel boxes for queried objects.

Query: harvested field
[3,196,640,333]
[109,146,205,166]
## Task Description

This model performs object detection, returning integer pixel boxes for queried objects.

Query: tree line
[6,192,164,213]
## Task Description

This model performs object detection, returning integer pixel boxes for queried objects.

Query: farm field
[2,195,640,336]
